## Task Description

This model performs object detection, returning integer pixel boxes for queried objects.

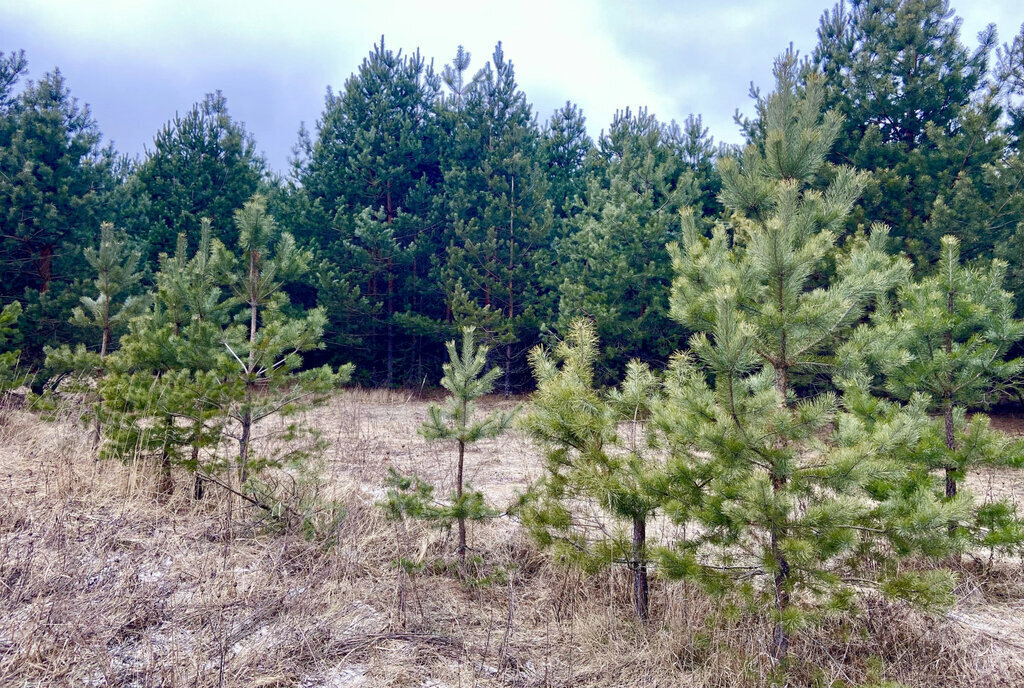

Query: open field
[2,390,1024,687]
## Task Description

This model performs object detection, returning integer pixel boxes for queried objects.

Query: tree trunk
[504,343,512,398]
[770,527,791,666]
[241,249,258,487]
[944,398,957,498]
[239,403,251,486]
[632,515,650,622]
[38,245,53,293]
[157,415,174,500]
[191,431,204,500]
[456,438,466,565]
[386,259,394,387]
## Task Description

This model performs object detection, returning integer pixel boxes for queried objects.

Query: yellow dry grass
[1,390,1023,687]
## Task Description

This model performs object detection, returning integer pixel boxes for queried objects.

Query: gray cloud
[1,1,1019,173]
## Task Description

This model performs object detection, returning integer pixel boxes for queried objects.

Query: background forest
[4,0,1023,394]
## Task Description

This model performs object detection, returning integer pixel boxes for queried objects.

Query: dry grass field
[2,389,1024,687]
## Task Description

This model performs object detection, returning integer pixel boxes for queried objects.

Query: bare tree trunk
[770,525,791,666]
[504,344,512,398]
[157,415,174,501]
[240,249,258,487]
[93,323,111,444]
[191,419,204,500]
[632,515,649,622]
[944,398,957,498]
[456,438,466,565]
[944,289,957,500]
[771,347,790,666]
[387,259,394,387]
[239,402,251,486]
[506,175,515,399]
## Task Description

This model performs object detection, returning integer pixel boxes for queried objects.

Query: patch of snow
[302,663,368,688]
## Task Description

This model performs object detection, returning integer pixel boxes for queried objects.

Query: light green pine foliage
[44,222,147,435]
[415,326,514,564]
[99,221,232,494]
[661,51,961,666]
[842,234,1024,552]
[214,195,353,486]
[520,319,662,621]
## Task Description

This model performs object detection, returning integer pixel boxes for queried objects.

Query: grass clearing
[1,391,1023,687]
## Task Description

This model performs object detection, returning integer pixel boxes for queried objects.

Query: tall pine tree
[300,39,443,385]
[132,91,265,263]
[442,42,554,395]
[663,52,957,668]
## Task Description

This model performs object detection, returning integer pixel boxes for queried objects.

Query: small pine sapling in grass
[418,326,515,566]
[214,195,354,489]
[43,222,148,439]
[661,51,961,671]
[520,319,663,622]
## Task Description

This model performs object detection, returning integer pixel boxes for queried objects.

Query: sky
[2,0,1021,174]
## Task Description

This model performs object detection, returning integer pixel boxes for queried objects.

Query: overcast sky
[2,1,1020,173]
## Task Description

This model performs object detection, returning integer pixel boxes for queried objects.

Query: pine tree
[299,39,443,385]
[813,0,998,262]
[441,43,554,395]
[133,92,264,263]
[418,326,514,565]
[663,52,958,668]
[72,223,147,360]
[214,195,352,486]
[44,222,147,439]
[996,22,1024,142]
[0,56,118,365]
[554,108,702,380]
[844,235,1024,545]
[541,101,592,217]
[100,221,231,497]
[521,319,662,621]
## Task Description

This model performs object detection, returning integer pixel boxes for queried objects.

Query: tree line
[4,1,1022,393]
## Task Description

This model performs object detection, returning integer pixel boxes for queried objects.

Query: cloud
[2,0,1020,171]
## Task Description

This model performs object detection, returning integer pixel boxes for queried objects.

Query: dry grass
[1,391,1023,687]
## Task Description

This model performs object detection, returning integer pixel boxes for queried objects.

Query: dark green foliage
[132,91,265,262]
[299,39,443,385]
[0,56,118,366]
[0,301,26,398]
[541,101,592,216]
[441,43,554,395]
[813,0,1003,263]
[996,22,1024,142]
[554,108,710,380]
[0,60,114,297]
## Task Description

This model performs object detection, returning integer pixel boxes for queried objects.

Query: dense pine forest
[2,1,1020,393]
[5,1,1024,686]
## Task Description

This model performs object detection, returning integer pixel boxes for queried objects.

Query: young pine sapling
[419,326,515,565]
